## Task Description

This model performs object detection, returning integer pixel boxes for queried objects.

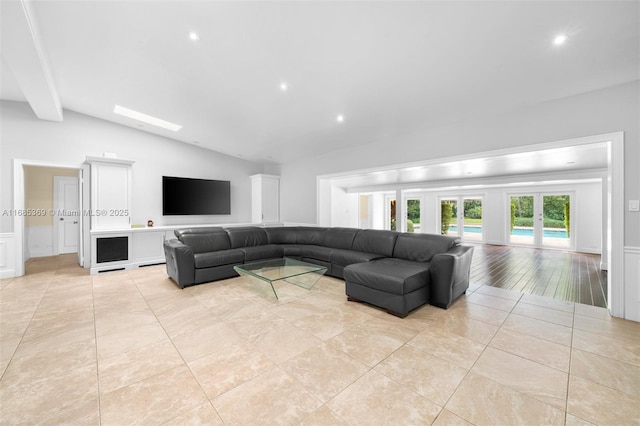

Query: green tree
[463,199,482,219]
[543,195,569,222]
[441,201,454,235]
[512,196,534,219]
[407,200,421,224]
[407,219,414,233]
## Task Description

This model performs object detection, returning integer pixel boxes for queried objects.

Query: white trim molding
[0,233,16,278]
[624,246,640,322]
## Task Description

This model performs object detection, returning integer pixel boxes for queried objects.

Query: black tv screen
[163,176,231,215]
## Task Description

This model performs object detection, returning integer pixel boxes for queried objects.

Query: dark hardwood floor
[469,244,608,308]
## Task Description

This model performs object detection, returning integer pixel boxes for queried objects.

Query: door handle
[73,220,78,224]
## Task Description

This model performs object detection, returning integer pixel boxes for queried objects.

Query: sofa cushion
[344,258,431,295]
[242,244,284,262]
[321,227,360,250]
[351,229,398,257]
[227,227,268,248]
[278,244,305,258]
[294,227,328,245]
[175,227,231,254]
[393,233,459,262]
[265,227,299,245]
[330,248,384,267]
[301,245,333,262]
[194,249,245,269]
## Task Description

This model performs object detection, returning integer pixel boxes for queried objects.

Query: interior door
[54,176,79,254]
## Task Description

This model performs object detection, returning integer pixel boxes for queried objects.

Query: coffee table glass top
[234,258,327,299]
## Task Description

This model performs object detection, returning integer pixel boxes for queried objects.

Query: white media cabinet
[90,223,281,274]
[90,226,177,274]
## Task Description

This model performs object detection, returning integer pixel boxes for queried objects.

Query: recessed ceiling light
[114,105,182,132]
[337,114,345,123]
[553,33,568,46]
[189,32,199,41]
[280,82,288,91]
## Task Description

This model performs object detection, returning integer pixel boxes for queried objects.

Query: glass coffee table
[234,258,328,299]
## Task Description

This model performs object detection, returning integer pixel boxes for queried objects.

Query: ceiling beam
[1,0,62,121]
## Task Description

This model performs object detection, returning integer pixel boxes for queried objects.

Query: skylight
[113,105,182,132]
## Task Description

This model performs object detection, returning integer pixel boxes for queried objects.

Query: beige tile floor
[1,254,638,425]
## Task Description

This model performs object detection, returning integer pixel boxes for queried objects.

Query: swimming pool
[448,225,568,239]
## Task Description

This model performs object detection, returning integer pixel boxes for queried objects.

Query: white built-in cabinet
[251,174,280,224]
[86,156,134,230]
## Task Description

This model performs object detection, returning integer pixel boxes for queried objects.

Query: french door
[383,194,423,233]
[509,192,574,250]
[440,196,483,242]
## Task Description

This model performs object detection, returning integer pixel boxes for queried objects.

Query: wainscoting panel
[624,246,640,322]
[26,225,54,258]
[0,233,16,278]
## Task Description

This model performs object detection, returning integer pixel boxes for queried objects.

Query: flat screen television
[162,176,231,215]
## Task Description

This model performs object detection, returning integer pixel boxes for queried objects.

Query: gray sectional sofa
[163,226,474,317]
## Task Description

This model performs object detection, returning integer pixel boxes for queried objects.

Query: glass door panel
[510,195,535,246]
[542,194,571,249]
[440,198,457,236]
[463,197,483,241]
[389,199,396,231]
[406,198,421,233]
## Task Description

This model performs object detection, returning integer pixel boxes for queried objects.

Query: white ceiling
[328,142,610,190]
[1,1,637,174]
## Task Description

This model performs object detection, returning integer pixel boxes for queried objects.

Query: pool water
[448,225,568,239]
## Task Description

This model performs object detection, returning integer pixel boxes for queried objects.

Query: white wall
[279,81,639,249]
[0,101,266,234]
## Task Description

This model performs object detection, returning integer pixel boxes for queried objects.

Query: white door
[54,176,79,254]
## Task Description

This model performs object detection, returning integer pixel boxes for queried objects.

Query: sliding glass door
[509,193,573,249]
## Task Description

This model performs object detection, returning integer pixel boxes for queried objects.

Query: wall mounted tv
[162,176,231,215]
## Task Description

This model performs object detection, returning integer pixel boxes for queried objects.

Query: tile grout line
[132,273,228,424]
[564,304,576,426]
[0,274,54,382]
[91,273,103,426]
[408,295,520,425]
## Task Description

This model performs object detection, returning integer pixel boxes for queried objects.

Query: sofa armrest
[429,245,474,308]
[163,239,195,288]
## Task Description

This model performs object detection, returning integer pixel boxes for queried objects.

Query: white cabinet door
[261,177,279,223]
[88,158,134,230]
[251,174,279,224]
[133,231,165,262]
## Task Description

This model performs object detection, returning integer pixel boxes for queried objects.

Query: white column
[396,189,404,232]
